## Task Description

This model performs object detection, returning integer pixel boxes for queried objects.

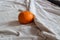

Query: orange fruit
[18,11,34,24]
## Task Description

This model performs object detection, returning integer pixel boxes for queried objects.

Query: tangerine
[18,11,34,24]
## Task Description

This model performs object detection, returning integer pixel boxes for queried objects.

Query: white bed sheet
[0,0,60,40]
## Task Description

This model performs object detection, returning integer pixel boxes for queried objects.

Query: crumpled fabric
[0,0,60,40]
[33,0,60,40]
